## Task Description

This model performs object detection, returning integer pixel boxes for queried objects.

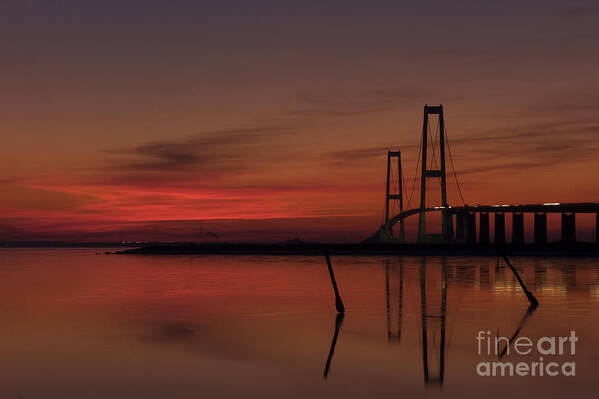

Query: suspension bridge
[366,104,599,245]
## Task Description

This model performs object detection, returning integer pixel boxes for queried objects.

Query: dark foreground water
[1,249,598,398]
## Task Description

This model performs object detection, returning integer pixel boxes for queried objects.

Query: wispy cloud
[108,126,295,173]
[323,118,599,188]
[452,121,599,168]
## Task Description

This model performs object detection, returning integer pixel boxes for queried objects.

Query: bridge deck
[387,202,599,225]
[447,202,599,214]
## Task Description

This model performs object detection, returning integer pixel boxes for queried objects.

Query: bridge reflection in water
[385,259,403,343]
[419,258,447,386]
[322,256,553,387]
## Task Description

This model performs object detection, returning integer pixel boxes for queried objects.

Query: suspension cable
[400,156,407,211]
[444,121,466,205]
[405,134,422,210]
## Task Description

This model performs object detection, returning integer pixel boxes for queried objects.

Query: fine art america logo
[476,330,577,377]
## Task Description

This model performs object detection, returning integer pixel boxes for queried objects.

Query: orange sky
[1,1,599,242]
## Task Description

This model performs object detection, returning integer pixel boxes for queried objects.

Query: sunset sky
[2,0,599,242]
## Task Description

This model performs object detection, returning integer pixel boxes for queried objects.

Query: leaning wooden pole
[324,249,345,313]
[499,252,539,307]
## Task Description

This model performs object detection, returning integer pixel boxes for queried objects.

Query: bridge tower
[418,105,450,243]
[383,151,405,242]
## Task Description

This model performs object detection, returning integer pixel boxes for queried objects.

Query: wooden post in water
[324,250,345,313]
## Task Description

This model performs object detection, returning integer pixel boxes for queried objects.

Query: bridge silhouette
[367,105,599,245]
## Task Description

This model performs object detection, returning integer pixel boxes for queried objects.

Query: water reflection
[385,259,403,342]
[323,313,344,378]
[419,257,447,387]
[325,256,449,386]
[323,255,598,389]
[2,250,599,399]
[498,304,537,359]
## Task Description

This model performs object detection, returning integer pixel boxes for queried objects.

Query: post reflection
[323,312,345,379]
[498,304,537,359]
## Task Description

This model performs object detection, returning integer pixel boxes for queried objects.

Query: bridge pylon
[418,105,452,243]
[381,151,405,242]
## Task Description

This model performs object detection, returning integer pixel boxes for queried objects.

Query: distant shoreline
[1,242,149,248]
[117,243,599,257]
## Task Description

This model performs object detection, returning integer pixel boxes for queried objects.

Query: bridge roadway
[387,201,599,226]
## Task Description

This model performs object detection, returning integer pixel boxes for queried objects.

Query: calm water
[1,249,598,398]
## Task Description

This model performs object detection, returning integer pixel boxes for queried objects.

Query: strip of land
[118,242,599,256]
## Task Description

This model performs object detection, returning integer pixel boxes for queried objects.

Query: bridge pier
[512,213,524,244]
[443,212,454,243]
[456,213,466,242]
[534,213,548,244]
[494,213,505,245]
[561,213,576,244]
[479,213,490,244]
[467,213,476,244]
